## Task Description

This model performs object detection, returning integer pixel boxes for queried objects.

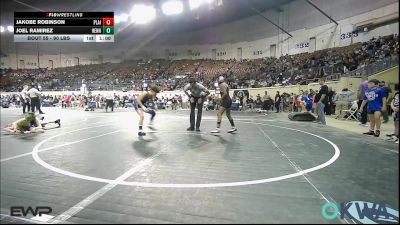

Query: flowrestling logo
[321,201,398,224]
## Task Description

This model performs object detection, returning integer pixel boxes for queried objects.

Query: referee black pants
[22,99,30,114]
[31,97,40,113]
[190,97,203,129]
[106,99,114,112]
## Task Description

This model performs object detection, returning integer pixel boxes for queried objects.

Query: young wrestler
[4,113,60,134]
[136,85,160,136]
[210,76,237,134]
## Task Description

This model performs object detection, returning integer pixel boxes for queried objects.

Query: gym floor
[0,107,398,224]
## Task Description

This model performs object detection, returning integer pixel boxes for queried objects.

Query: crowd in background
[0,91,223,111]
[0,86,359,115]
[1,35,398,93]
[0,80,396,117]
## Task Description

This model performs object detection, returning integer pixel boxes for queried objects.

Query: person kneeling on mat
[210,76,237,134]
[184,77,210,132]
[3,112,60,134]
[137,85,160,136]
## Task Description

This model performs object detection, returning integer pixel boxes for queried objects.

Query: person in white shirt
[28,85,44,114]
[20,85,30,114]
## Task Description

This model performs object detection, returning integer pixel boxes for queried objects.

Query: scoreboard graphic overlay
[14,12,114,42]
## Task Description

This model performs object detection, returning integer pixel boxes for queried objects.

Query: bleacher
[1,34,398,92]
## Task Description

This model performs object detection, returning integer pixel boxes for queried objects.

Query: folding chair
[341,102,359,121]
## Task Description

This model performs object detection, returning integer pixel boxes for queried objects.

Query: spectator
[295,92,303,112]
[325,87,335,115]
[357,76,369,126]
[386,85,398,143]
[314,78,329,125]
[379,80,392,123]
[262,91,269,110]
[301,91,312,112]
[282,93,290,112]
[52,96,59,107]
[289,93,295,112]
[247,95,254,111]
[95,94,101,108]
[275,91,281,113]
[334,88,355,117]
[178,95,183,109]
[255,94,262,106]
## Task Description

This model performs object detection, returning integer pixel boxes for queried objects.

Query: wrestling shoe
[210,128,221,134]
[363,130,374,135]
[387,136,399,142]
[227,127,237,133]
[55,119,61,128]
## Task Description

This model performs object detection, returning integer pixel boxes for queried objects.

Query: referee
[28,84,44,114]
[20,85,31,114]
[184,77,210,131]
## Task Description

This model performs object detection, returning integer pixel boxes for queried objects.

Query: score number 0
[103,18,114,26]
[102,18,114,34]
